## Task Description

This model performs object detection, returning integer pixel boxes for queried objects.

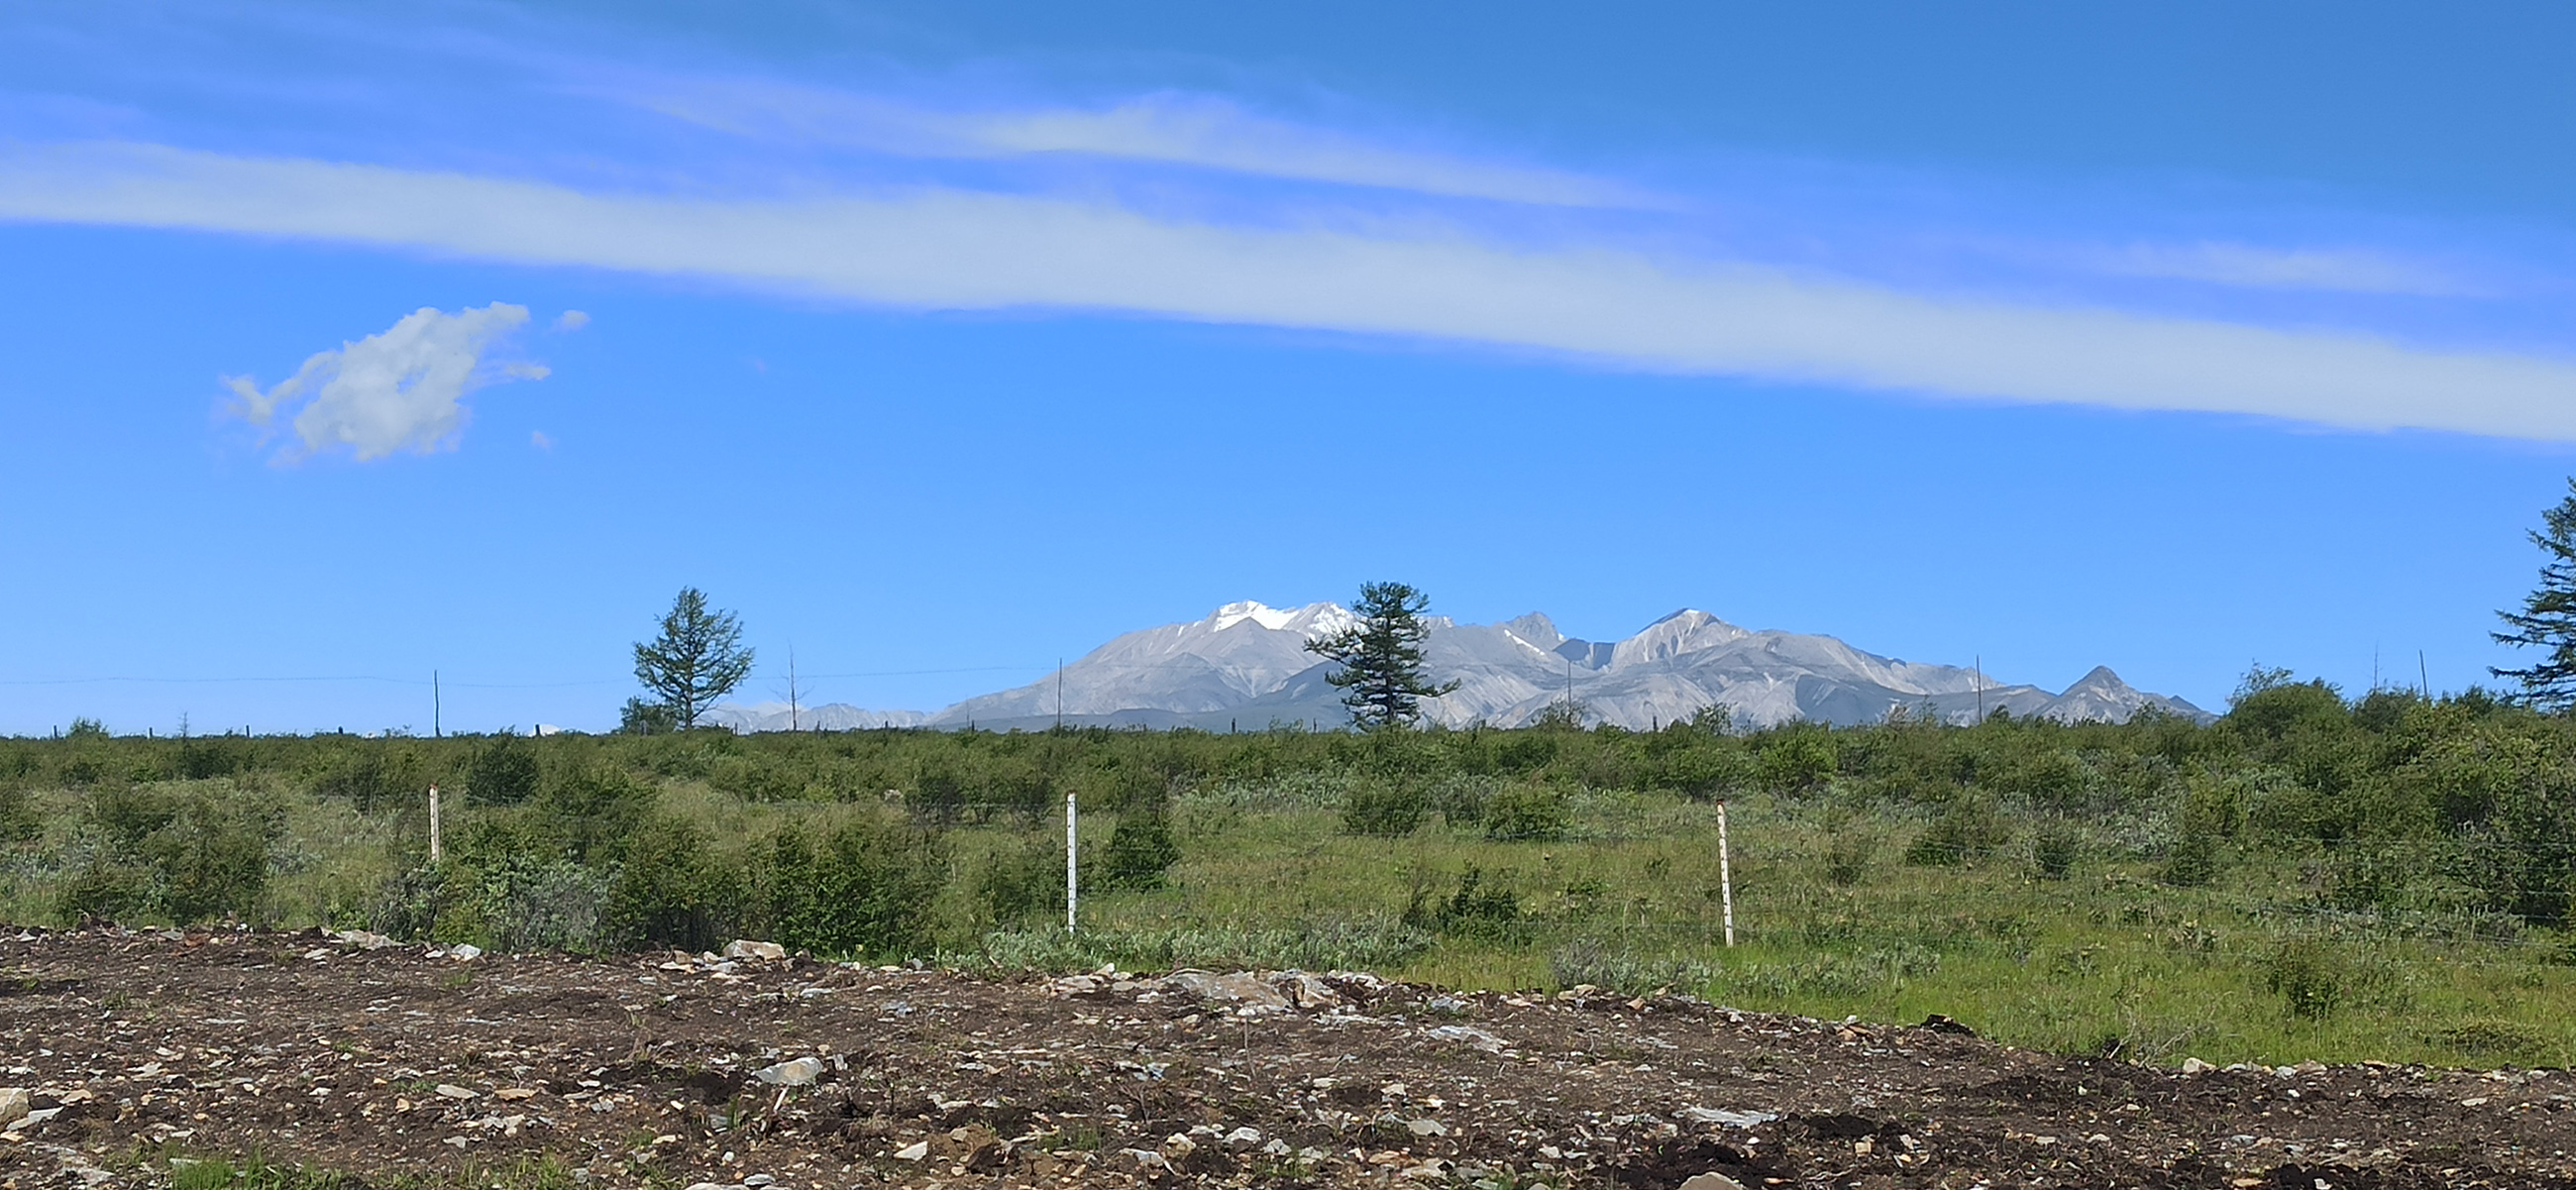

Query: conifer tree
[633,587,755,728]
[1306,582,1459,729]
[2494,480,2576,710]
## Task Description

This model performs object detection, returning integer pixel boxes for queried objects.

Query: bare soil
[3,926,2572,1189]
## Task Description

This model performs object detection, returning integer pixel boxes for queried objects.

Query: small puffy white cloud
[222,302,539,462]
[530,429,553,450]
[553,309,589,331]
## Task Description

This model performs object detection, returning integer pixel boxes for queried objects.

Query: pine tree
[2494,481,2576,710]
[1306,582,1459,730]
[632,587,756,728]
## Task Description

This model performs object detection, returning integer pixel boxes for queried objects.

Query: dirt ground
[2,926,2573,1189]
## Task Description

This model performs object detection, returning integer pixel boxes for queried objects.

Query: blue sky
[4,0,2575,734]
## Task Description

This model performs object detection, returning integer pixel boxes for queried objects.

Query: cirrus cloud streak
[12,141,2576,441]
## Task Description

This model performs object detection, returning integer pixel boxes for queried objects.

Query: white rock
[0,1087,27,1128]
[754,1057,825,1087]
[449,943,483,961]
[893,1141,928,1161]
[1406,1118,1448,1136]
[1158,970,1288,1010]
[1223,1126,1263,1148]
[1678,1174,1748,1190]
[724,939,788,962]
[1677,1107,1778,1128]
[2181,1057,2216,1075]
[333,929,395,950]
[1424,1025,1507,1053]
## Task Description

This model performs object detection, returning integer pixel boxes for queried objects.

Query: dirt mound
[1,926,2571,1188]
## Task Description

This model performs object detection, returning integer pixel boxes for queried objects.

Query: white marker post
[1716,799,1736,947]
[1065,791,1079,934]
[428,784,443,865]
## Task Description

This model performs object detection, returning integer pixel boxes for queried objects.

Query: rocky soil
[3,926,2574,1188]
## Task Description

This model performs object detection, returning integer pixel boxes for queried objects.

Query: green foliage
[1482,782,1568,840]
[58,782,283,924]
[632,586,755,728]
[973,833,1067,925]
[1404,866,1523,940]
[534,765,655,864]
[2028,821,2080,880]
[2265,939,2348,1019]
[1904,795,2009,866]
[617,697,680,735]
[752,815,945,957]
[1102,805,1181,891]
[1341,778,1427,836]
[1305,582,1460,730]
[466,733,542,806]
[2493,478,2576,709]
[1755,727,1838,792]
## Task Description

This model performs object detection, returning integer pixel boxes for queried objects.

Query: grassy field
[6,693,2576,1071]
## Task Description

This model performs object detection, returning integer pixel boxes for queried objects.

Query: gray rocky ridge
[714,600,2206,732]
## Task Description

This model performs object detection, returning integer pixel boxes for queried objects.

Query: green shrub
[1103,807,1181,891]
[1404,866,1523,940]
[2161,828,2221,887]
[1904,797,2009,866]
[313,745,418,811]
[2264,939,2346,1019]
[0,783,41,843]
[1822,829,1873,886]
[610,811,733,951]
[2029,822,2080,880]
[1483,783,1569,840]
[536,765,656,863]
[1342,778,1427,836]
[974,833,1068,925]
[467,734,542,806]
[57,783,282,924]
[755,815,946,958]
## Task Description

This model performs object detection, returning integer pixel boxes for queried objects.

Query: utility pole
[1975,655,1984,722]
[432,671,441,738]
[428,784,443,864]
[788,648,801,732]
[1055,658,1064,731]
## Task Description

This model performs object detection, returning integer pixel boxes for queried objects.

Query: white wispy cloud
[623,82,1666,209]
[2087,241,2479,295]
[222,300,541,462]
[14,142,2576,441]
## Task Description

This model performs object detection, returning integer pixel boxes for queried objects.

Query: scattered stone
[724,939,789,962]
[1272,970,1342,1009]
[448,943,483,961]
[1224,1126,1263,1148]
[434,1084,479,1100]
[2183,1058,2217,1075]
[332,929,395,950]
[754,1056,825,1087]
[0,1087,27,1128]
[1677,1107,1779,1128]
[893,1140,929,1161]
[1424,1024,1507,1052]
[1918,1013,1977,1035]
[492,1087,539,1101]
[1158,970,1289,1010]
[1678,1173,1748,1190]
[1407,1118,1449,1136]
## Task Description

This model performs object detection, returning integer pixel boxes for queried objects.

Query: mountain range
[708,600,2209,732]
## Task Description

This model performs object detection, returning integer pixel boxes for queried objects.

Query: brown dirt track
[3,926,2573,1189]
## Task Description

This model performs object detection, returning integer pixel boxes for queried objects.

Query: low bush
[1342,779,1427,836]
[1483,783,1569,841]
[1404,866,1523,940]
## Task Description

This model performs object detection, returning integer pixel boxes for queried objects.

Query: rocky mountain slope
[720,600,2206,731]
